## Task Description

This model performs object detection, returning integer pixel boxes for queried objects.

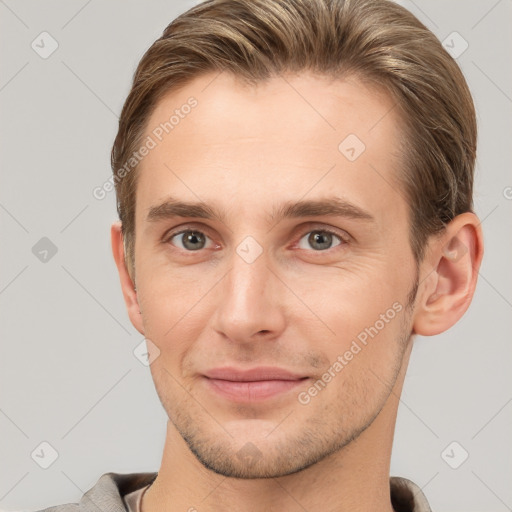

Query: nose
[211,245,286,344]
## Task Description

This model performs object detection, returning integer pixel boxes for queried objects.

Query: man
[39,0,483,510]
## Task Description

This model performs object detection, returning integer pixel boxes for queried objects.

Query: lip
[202,366,309,402]
[204,366,307,381]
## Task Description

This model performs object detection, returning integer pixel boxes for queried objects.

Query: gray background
[1,1,511,511]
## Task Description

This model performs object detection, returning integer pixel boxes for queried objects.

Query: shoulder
[31,471,158,512]
[34,506,79,512]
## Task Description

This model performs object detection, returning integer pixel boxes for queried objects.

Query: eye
[297,229,346,251]
[164,226,348,254]
[167,229,214,251]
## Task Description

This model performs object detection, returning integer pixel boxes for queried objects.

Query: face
[129,71,418,478]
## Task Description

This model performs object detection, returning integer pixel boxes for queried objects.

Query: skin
[111,71,484,511]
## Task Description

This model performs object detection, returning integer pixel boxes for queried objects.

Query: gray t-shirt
[122,475,432,512]
[123,484,149,511]
[35,471,432,511]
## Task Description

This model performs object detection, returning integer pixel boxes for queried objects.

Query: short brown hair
[111,0,477,277]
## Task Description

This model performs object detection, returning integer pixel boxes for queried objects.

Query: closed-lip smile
[202,366,309,402]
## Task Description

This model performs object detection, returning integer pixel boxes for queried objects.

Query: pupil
[184,231,204,250]
[310,231,331,250]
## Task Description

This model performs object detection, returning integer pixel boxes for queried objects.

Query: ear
[111,222,144,335]
[412,212,484,336]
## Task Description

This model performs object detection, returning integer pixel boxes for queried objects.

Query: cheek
[327,304,408,370]
[137,258,206,320]
[313,267,411,369]
[305,305,410,417]
[318,267,405,329]
[135,266,215,369]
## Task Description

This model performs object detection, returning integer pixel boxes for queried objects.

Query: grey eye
[298,231,342,251]
[171,230,209,251]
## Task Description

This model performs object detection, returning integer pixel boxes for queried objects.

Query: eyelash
[163,224,350,254]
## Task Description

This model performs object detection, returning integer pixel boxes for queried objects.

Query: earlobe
[111,222,144,335]
[413,212,484,337]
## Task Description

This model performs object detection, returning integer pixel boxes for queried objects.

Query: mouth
[202,366,310,402]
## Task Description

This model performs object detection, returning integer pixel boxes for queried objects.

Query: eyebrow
[146,196,375,225]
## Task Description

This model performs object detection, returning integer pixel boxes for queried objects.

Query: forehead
[145,71,399,146]
[135,71,406,228]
